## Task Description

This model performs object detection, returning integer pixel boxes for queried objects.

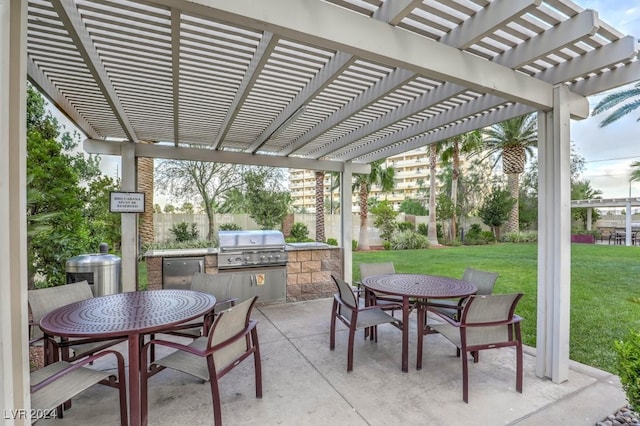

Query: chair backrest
[462,268,499,295]
[359,262,395,280]
[190,272,234,302]
[460,293,523,346]
[331,275,358,309]
[207,296,257,370]
[28,281,95,340]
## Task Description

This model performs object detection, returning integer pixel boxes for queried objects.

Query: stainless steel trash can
[66,243,121,296]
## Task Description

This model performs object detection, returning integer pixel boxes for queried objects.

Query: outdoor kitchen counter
[143,245,342,301]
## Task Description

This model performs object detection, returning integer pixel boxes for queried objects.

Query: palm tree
[315,170,325,242]
[481,114,537,234]
[427,144,439,246]
[354,160,395,250]
[592,82,640,127]
[439,130,482,239]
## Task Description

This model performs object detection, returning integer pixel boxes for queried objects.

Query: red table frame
[40,289,216,426]
[361,273,476,372]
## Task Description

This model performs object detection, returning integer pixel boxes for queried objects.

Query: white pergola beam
[84,139,370,174]
[279,67,415,156]
[27,57,100,139]
[247,50,355,153]
[494,10,599,69]
[442,0,542,50]
[372,0,421,25]
[154,0,587,116]
[171,8,180,146]
[51,0,138,142]
[213,32,279,150]
[357,103,534,164]
[571,60,640,97]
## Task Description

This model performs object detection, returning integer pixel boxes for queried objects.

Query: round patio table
[361,273,476,372]
[40,289,216,426]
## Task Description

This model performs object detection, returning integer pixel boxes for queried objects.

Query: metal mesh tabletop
[361,274,477,299]
[40,290,216,337]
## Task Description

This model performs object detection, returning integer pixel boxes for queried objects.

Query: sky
[50,1,640,199]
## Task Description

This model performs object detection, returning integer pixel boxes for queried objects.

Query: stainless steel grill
[217,230,288,269]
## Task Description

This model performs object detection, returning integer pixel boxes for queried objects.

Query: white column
[625,201,632,246]
[341,162,353,282]
[120,143,138,292]
[586,208,592,231]
[536,85,571,383]
[0,0,30,423]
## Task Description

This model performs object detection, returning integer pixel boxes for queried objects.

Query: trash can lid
[66,253,121,267]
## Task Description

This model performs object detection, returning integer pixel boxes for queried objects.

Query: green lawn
[352,243,640,374]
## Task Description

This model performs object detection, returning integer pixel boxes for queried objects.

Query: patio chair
[31,347,128,425]
[28,281,125,364]
[159,272,237,339]
[429,293,524,403]
[141,296,262,426]
[358,262,407,315]
[330,275,402,372]
[426,268,499,320]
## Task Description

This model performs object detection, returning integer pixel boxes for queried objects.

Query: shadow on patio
[37,298,625,425]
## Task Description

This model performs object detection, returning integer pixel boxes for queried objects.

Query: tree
[164,204,176,214]
[27,86,97,287]
[592,82,640,127]
[478,186,516,241]
[353,160,395,250]
[427,144,439,245]
[155,153,243,240]
[181,202,194,214]
[571,180,602,228]
[399,198,427,215]
[315,171,325,242]
[218,188,248,214]
[84,175,121,250]
[480,114,537,234]
[244,170,291,230]
[370,200,398,243]
[439,130,482,239]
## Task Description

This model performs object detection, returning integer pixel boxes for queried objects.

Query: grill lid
[218,230,286,251]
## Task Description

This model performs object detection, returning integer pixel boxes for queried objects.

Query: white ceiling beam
[571,61,640,97]
[372,0,422,26]
[279,67,415,156]
[494,10,598,69]
[535,36,638,86]
[246,50,355,153]
[27,57,99,139]
[212,32,279,150]
[441,0,542,50]
[157,0,587,115]
[308,81,468,159]
[51,0,138,142]
[83,139,370,173]
[355,104,535,163]
[171,8,180,146]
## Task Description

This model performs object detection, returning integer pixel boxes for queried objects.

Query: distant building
[289,146,436,213]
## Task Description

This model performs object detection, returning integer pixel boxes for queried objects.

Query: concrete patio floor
[38,298,626,425]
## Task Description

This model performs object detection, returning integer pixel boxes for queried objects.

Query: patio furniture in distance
[358,262,407,315]
[31,349,128,425]
[39,289,217,426]
[429,293,524,403]
[330,275,402,372]
[427,268,499,320]
[361,273,477,372]
[142,297,262,426]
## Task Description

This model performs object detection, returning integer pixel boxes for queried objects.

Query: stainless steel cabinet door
[226,267,286,304]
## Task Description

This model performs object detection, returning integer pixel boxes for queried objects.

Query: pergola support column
[0,0,30,422]
[341,162,353,282]
[536,85,571,383]
[120,143,138,291]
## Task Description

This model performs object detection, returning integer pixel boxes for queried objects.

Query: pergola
[2,0,638,419]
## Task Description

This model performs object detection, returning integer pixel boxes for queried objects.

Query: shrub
[144,239,217,251]
[615,329,640,409]
[169,222,199,242]
[463,224,495,245]
[501,231,538,243]
[219,223,242,231]
[398,221,414,232]
[326,238,338,246]
[391,230,429,250]
[352,239,358,251]
[290,222,309,242]
[417,223,428,236]
[383,241,391,250]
